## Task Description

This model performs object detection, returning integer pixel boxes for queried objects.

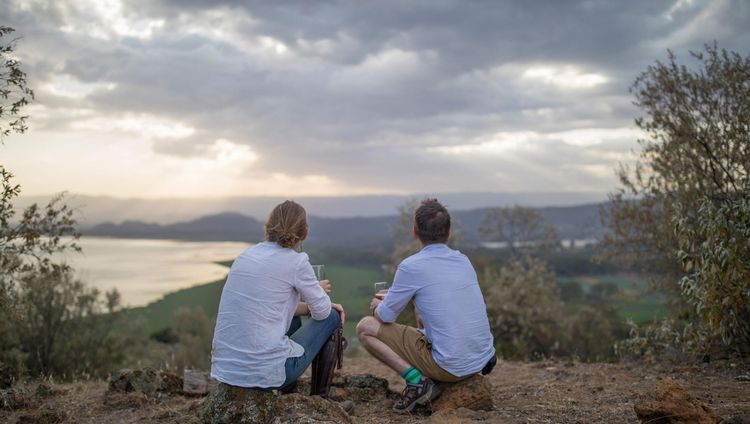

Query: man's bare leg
[356,316,410,375]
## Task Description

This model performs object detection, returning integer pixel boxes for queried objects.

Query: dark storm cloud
[3,0,750,194]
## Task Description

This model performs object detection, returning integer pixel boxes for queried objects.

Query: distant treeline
[84,202,608,248]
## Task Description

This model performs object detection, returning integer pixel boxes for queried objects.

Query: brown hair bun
[265,200,308,249]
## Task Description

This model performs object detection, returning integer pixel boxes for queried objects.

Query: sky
[1,0,749,199]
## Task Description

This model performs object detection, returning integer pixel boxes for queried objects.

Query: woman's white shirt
[210,241,332,388]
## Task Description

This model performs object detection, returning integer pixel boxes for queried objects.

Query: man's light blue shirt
[377,243,496,377]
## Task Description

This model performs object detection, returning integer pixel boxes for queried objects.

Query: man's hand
[331,303,346,324]
[369,297,382,316]
[319,279,332,293]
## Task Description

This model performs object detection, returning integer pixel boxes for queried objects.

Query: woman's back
[210,241,328,388]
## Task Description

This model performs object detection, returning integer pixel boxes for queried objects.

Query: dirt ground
[2,356,749,423]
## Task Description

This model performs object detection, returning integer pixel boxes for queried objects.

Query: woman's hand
[331,303,346,324]
[319,279,332,294]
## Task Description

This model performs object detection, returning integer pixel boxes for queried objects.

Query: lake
[64,237,249,307]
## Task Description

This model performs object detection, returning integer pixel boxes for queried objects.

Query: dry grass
[2,357,749,423]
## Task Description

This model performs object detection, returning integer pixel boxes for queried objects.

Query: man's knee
[356,316,379,340]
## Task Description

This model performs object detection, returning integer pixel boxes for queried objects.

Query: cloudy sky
[2,0,749,199]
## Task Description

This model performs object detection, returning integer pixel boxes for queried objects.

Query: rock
[431,375,494,413]
[183,370,218,395]
[108,368,183,396]
[634,379,719,424]
[722,416,750,424]
[200,382,351,424]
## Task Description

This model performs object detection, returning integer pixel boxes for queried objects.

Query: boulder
[200,382,351,424]
[431,374,494,413]
[108,368,183,396]
[634,379,719,424]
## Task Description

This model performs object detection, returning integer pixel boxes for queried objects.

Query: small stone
[431,374,494,413]
[183,370,217,396]
[634,379,718,424]
[339,400,355,414]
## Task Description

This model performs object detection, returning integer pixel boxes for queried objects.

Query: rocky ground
[2,356,749,423]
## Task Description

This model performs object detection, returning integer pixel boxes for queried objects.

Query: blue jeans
[280,310,341,388]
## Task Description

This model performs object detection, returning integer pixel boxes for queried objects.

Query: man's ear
[412,226,419,240]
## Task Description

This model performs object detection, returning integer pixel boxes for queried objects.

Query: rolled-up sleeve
[295,255,331,320]
[377,264,417,323]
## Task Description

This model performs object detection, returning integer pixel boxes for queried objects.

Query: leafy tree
[601,44,750,298]
[0,26,124,384]
[674,184,750,355]
[480,206,559,255]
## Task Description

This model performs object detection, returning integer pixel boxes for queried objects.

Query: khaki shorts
[376,322,466,383]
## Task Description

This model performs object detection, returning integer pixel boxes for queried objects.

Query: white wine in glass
[374,282,388,299]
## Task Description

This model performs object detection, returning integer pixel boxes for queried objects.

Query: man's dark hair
[414,198,451,244]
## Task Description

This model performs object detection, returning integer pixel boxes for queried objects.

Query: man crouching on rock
[357,198,496,413]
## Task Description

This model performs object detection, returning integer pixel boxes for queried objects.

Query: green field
[127,263,384,341]
[557,274,668,323]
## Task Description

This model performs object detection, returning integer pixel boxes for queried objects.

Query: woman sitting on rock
[210,200,345,391]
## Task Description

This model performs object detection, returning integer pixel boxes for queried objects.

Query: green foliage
[480,206,560,255]
[615,319,710,360]
[14,266,125,379]
[563,305,625,362]
[129,307,215,373]
[482,256,565,359]
[601,44,750,299]
[674,184,750,354]
[0,26,34,140]
[482,256,627,361]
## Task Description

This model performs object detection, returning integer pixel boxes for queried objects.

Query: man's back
[379,243,495,377]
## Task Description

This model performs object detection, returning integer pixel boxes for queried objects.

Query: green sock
[401,367,422,384]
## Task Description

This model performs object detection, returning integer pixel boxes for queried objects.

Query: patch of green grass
[557,274,668,324]
[126,263,384,339]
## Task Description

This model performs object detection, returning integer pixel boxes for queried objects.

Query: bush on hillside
[482,256,626,361]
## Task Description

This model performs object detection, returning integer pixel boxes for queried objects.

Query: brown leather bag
[309,324,346,397]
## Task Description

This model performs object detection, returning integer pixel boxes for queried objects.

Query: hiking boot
[392,377,440,414]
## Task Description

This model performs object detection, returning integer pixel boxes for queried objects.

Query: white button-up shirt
[377,243,496,377]
[210,241,331,388]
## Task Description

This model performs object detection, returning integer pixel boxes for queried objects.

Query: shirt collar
[421,243,448,252]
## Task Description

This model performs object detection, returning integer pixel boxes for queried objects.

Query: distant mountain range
[17,191,607,226]
[84,203,607,247]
